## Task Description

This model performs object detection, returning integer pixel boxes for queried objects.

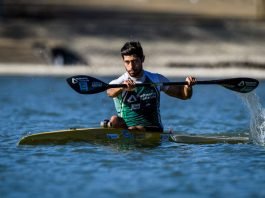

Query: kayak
[18,128,249,146]
[18,128,163,147]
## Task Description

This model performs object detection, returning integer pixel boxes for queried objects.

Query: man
[106,41,196,132]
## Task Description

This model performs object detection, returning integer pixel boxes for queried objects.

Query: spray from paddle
[241,92,265,145]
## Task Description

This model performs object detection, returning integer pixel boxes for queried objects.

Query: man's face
[123,55,144,78]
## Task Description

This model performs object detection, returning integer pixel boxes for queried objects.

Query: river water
[1,76,265,198]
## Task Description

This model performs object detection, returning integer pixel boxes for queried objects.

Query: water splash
[241,92,265,145]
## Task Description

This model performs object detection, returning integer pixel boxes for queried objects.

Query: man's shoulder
[144,70,157,76]
[144,70,169,83]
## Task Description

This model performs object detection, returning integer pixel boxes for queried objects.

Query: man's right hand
[123,78,135,91]
[107,78,135,97]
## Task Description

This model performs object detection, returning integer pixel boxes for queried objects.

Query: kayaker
[106,41,196,132]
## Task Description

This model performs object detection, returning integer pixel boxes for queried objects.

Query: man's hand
[107,78,136,97]
[123,78,136,91]
[182,76,196,99]
[185,76,197,87]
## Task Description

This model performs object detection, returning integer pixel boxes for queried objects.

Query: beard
[126,67,143,78]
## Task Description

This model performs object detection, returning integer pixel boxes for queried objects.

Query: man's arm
[107,79,135,98]
[107,87,123,98]
[164,76,196,100]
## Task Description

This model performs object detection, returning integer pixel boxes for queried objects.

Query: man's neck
[130,70,144,78]
[127,70,145,82]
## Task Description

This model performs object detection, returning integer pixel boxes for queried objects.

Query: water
[241,93,265,145]
[1,76,265,198]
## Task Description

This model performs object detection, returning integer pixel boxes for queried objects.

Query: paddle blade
[66,75,108,94]
[219,78,259,93]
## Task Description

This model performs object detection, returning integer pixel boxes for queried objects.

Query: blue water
[1,76,265,198]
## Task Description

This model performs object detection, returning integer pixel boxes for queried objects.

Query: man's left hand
[185,76,196,87]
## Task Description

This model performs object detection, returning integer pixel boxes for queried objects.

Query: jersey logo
[127,95,137,103]
[131,104,140,110]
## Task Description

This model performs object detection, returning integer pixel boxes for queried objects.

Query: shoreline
[1,11,265,79]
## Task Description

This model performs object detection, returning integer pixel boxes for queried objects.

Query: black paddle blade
[66,75,108,94]
[219,78,259,93]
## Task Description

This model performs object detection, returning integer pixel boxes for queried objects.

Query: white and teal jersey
[109,70,170,129]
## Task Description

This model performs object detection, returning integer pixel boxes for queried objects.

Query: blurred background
[0,0,265,77]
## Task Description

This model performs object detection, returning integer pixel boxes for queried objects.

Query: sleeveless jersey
[109,70,170,129]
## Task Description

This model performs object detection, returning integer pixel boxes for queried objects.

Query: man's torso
[110,71,169,129]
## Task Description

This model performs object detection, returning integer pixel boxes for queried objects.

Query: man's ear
[142,56,145,63]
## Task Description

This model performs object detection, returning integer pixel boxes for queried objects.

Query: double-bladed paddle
[66,75,259,94]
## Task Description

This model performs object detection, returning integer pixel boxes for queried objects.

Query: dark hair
[121,41,144,59]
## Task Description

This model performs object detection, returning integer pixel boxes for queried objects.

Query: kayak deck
[18,128,249,146]
[170,134,249,144]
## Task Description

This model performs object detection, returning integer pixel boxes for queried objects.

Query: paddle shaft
[107,79,232,88]
[67,76,259,94]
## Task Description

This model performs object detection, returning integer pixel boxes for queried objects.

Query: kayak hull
[18,128,163,146]
[18,128,249,146]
